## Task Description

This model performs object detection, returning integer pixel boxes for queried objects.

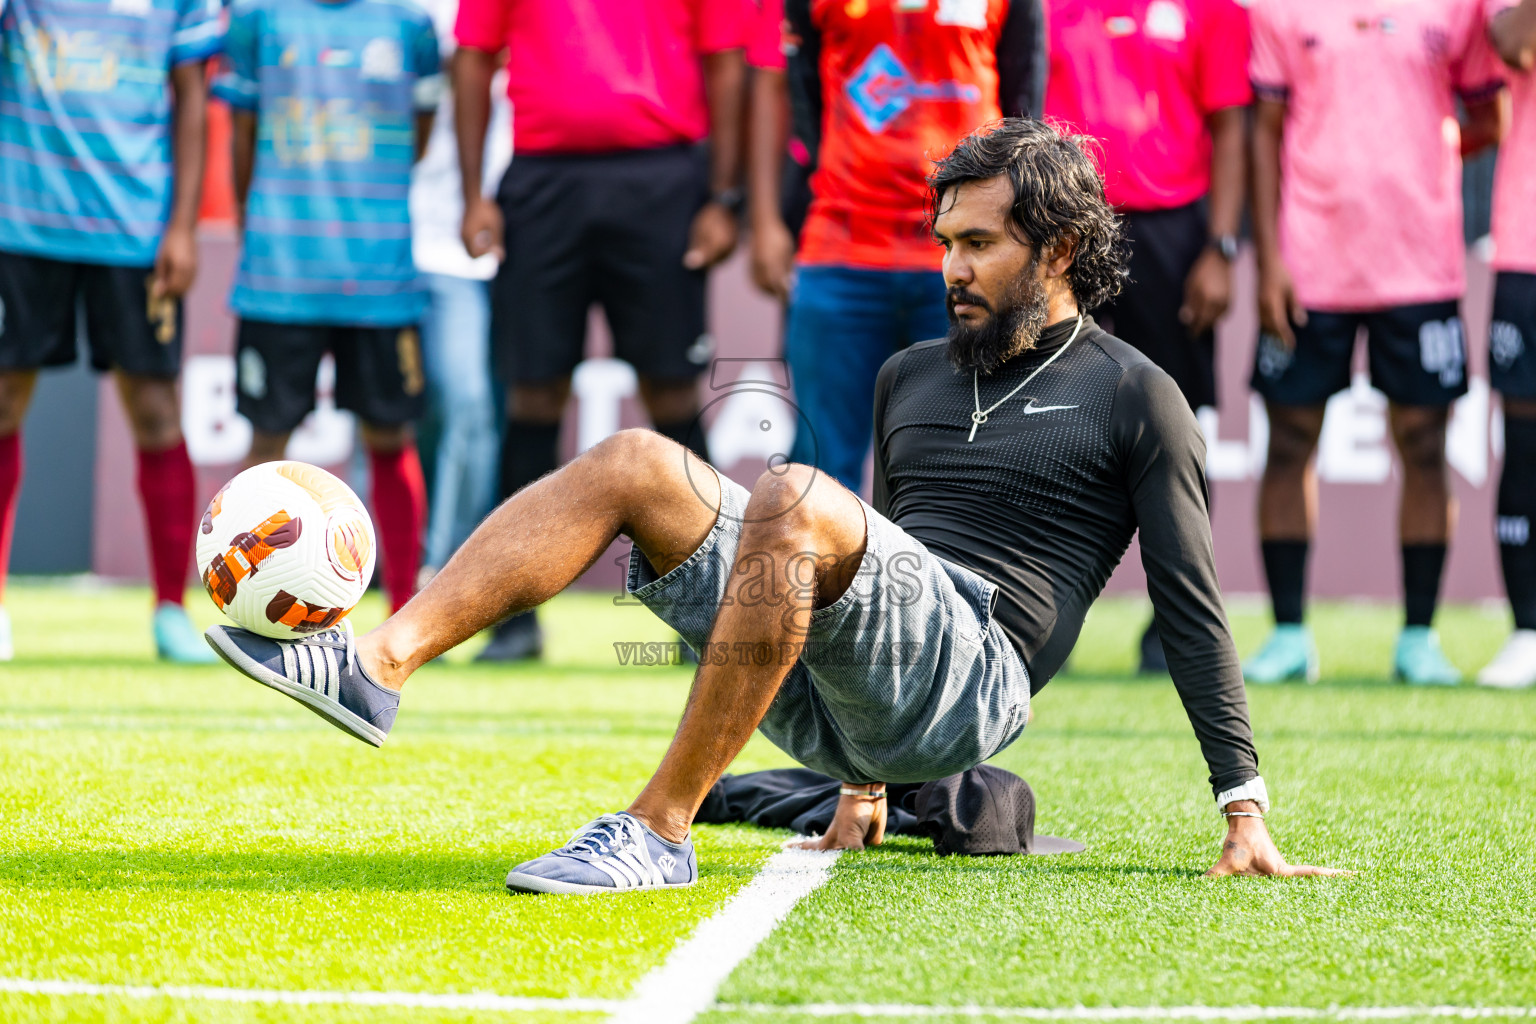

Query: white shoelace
[560,813,670,888]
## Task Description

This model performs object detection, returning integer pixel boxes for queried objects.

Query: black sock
[1499,416,1536,631]
[1261,540,1309,625]
[1402,543,1448,628]
[654,417,712,466]
[499,420,561,502]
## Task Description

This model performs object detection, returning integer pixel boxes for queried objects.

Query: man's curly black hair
[928,118,1128,311]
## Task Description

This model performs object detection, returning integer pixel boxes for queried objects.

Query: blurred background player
[1480,0,1536,687]
[0,0,222,663]
[768,0,1047,492]
[1044,0,1250,674]
[747,0,813,304]
[1243,0,1506,685]
[409,0,511,587]
[452,0,747,662]
[215,0,441,614]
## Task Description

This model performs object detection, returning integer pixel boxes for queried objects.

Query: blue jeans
[420,272,499,569]
[785,266,949,490]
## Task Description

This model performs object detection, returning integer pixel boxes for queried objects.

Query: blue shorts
[626,473,1031,784]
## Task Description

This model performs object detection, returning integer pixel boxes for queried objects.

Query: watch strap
[1215,776,1270,814]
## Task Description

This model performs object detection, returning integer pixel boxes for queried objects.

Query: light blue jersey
[214,0,440,326]
[0,0,223,266]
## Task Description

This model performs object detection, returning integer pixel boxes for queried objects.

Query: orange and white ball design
[196,462,376,638]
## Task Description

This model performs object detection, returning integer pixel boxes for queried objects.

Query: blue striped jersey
[0,0,224,266]
[214,0,440,326]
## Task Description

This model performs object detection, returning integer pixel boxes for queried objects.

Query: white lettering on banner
[182,354,354,467]
[707,363,799,468]
[573,359,639,453]
[1196,374,1490,486]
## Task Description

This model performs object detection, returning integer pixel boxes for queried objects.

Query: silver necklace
[968,313,1085,442]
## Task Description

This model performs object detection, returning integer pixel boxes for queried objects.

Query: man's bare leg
[626,464,868,843]
[357,428,724,688]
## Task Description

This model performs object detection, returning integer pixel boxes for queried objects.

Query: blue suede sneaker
[1394,626,1462,686]
[203,619,399,745]
[506,812,697,895]
[1242,624,1319,684]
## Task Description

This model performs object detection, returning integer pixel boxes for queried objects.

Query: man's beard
[945,260,1050,374]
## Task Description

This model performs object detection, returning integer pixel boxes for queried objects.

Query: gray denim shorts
[626,474,1031,783]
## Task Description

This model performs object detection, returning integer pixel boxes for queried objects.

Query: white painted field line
[607,843,843,1024]
[0,977,621,1013]
[2,980,1533,1020]
[716,1005,1536,1020]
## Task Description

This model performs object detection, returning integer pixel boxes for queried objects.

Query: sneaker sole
[204,628,388,747]
[504,870,697,896]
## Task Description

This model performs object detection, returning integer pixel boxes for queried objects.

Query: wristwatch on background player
[1215,776,1270,815]
[710,188,746,218]
[1208,234,1240,262]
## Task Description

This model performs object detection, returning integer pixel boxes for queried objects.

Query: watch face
[1214,236,1239,261]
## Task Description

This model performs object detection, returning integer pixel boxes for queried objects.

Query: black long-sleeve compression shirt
[872,316,1259,796]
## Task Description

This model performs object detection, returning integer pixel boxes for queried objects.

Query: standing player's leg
[1368,302,1468,685]
[1386,403,1458,683]
[418,274,498,579]
[1245,312,1359,682]
[1481,273,1536,687]
[784,267,903,490]
[116,373,212,663]
[0,251,79,662]
[334,326,427,614]
[0,370,38,662]
[81,262,213,663]
[1094,205,1219,675]
[477,156,593,663]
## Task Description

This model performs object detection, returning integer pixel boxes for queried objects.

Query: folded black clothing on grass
[696,765,1085,856]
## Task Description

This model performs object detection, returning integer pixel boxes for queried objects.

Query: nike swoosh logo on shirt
[1021,400,1080,415]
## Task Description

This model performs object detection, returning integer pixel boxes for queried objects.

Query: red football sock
[0,433,21,604]
[370,444,425,613]
[136,441,197,607]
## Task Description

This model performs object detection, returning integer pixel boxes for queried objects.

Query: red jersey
[1044,0,1251,211]
[795,0,1011,270]
[454,0,748,156]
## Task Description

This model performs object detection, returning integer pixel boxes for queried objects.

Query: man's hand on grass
[792,785,887,851]
[1205,802,1349,878]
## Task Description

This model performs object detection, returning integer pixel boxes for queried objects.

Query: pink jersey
[749,0,786,71]
[454,0,748,156]
[1488,0,1536,273]
[1249,0,1505,310]
[1044,0,1251,212]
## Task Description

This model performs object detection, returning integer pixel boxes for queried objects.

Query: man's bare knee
[1390,406,1449,474]
[1265,407,1324,474]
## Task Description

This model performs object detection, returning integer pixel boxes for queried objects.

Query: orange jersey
[795,0,1011,270]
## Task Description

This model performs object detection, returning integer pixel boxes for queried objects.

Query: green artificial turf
[1,583,1533,1023]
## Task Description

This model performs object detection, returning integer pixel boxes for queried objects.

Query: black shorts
[1093,201,1216,410]
[1250,300,1468,407]
[491,145,711,385]
[1491,271,1536,399]
[0,249,183,377]
[236,319,426,434]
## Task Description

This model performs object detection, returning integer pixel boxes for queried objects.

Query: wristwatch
[1208,234,1240,262]
[710,187,746,217]
[1215,776,1270,814]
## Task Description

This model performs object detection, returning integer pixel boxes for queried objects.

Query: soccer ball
[197,461,375,638]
